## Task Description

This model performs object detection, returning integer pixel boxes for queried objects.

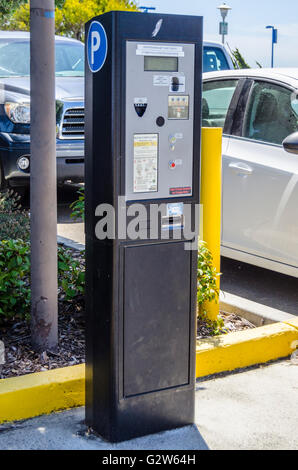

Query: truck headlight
[4,102,30,124]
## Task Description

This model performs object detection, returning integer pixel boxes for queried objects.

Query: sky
[138,0,298,68]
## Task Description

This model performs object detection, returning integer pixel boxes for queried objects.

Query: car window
[0,39,84,77]
[203,47,230,72]
[202,79,238,129]
[243,81,298,145]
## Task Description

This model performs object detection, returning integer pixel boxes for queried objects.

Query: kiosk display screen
[144,56,178,72]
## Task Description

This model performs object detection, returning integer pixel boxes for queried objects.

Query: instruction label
[134,134,158,193]
[153,75,170,86]
[136,44,184,57]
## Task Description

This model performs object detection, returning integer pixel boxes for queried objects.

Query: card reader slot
[161,215,184,229]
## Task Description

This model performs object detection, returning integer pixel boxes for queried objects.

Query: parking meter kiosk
[85,11,203,442]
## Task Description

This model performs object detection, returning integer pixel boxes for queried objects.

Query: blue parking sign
[87,21,108,73]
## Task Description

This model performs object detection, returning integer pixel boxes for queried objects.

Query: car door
[222,79,298,268]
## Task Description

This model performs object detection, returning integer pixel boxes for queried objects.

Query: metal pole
[30,0,58,352]
[200,127,222,321]
[221,13,224,44]
[221,12,226,44]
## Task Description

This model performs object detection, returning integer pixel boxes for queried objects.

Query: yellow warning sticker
[133,134,158,193]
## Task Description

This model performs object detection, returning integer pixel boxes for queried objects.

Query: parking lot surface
[0,360,297,450]
[221,257,298,317]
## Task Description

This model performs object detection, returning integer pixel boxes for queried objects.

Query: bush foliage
[0,190,30,241]
[0,190,85,321]
[197,241,220,306]
[0,239,85,322]
[70,187,85,221]
[0,239,31,320]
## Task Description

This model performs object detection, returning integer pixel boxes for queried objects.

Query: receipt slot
[85,11,203,442]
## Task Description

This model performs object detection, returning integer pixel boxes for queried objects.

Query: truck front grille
[60,108,84,139]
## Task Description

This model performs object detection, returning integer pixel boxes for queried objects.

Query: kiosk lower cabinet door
[123,241,192,397]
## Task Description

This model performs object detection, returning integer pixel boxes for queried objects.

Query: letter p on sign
[87,21,108,73]
[91,31,100,65]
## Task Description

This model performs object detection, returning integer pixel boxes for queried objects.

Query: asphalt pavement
[0,360,297,450]
[221,257,298,317]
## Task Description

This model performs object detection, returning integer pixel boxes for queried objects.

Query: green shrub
[0,189,30,241]
[0,239,31,320]
[58,245,85,300]
[197,241,223,333]
[70,186,85,221]
[197,310,226,337]
[0,240,85,322]
[197,241,220,306]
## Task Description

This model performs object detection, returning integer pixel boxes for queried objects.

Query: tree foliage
[231,48,251,69]
[0,0,25,16]
[1,0,138,40]
[0,1,65,27]
[0,0,25,27]
[230,48,263,70]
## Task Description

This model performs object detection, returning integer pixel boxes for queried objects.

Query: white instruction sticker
[167,203,184,217]
[136,44,184,57]
[134,97,148,104]
[134,134,158,193]
[153,75,170,86]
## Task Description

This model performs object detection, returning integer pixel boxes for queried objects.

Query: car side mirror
[283,132,298,155]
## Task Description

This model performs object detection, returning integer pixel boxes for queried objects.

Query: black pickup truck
[0,31,85,193]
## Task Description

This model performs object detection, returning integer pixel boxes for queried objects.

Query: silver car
[203,68,298,278]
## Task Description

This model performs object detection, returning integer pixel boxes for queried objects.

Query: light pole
[139,6,156,13]
[266,25,278,68]
[217,3,232,44]
[30,0,58,352]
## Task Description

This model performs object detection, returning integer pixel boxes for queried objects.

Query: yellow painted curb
[196,322,298,378]
[0,364,85,424]
[1,322,298,425]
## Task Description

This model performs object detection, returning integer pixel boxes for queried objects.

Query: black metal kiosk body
[85,11,203,442]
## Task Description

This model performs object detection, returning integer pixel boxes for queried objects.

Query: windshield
[0,38,84,78]
[203,47,230,73]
